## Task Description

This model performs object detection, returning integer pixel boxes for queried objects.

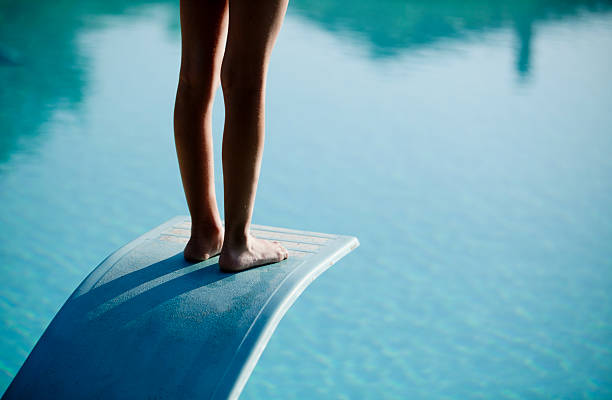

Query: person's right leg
[174,0,228,261]
[219,0,289,272]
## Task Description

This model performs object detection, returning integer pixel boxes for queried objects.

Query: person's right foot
[183,225,224,262]
[219,235,288,272]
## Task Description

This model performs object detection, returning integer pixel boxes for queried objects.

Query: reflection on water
[1,0,612,398]
[290,0,612,73]
[0,0,177,165]
[1,0,611,166]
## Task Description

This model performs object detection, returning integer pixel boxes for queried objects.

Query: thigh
[223,0,289,67]
[179,0,228,84]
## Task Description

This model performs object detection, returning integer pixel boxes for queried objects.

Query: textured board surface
[2,216,359,400]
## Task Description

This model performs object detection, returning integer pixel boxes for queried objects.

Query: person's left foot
[183,226,224,262]
[219,234,288,272]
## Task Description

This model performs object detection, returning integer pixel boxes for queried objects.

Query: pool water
[1,0,611,398]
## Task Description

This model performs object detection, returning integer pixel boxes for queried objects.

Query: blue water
[1,1,612,398]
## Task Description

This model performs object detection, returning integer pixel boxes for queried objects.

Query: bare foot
[183,226,224,262]
[219,235,288,272]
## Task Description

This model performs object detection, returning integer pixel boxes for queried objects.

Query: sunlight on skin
[174,0,289,271]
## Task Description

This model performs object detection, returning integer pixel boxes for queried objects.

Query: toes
[279,245,288,258]
[275,243,288,260]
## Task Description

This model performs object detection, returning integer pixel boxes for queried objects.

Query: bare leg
[219,0,289,272]
[174,0,228,261]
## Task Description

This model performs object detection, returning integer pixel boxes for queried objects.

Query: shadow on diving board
[2,216,359,400]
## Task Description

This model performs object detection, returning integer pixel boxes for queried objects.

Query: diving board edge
[215,233,359,400]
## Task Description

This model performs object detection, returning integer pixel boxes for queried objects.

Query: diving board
[2,216,359,400]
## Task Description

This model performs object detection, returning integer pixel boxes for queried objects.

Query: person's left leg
[174,0,228,261]
[218,0,290,271]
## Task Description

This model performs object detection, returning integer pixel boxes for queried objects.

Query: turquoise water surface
[1,1,612,398]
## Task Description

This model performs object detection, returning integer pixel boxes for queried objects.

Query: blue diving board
[2,216,359,400]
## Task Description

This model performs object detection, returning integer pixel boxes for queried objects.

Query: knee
[220,57,266,94]
[178,57,219,96]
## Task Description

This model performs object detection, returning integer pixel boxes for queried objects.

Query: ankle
[190,220,223,241]
[223,227,251,248]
